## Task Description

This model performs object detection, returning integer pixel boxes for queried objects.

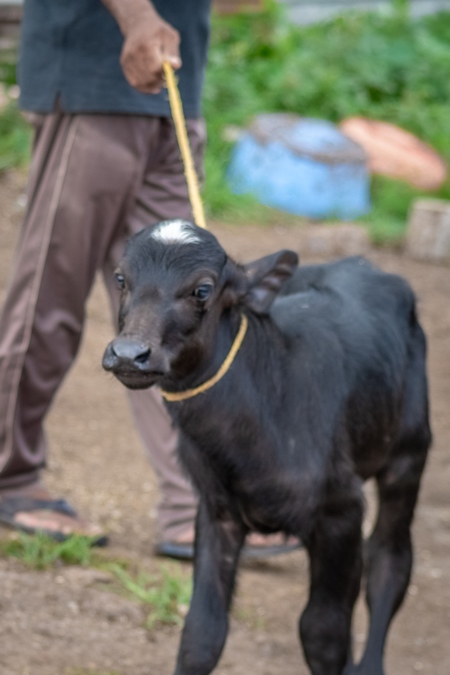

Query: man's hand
[103,0,181,94]
[121,14,181,94]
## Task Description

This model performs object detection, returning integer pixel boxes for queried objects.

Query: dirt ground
[0,171,449,675]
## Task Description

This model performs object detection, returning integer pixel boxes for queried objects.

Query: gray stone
[406,199,450,263]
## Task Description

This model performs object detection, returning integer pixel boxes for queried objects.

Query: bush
[0,101,32,171]
[0,46,32,171]
[203,1,450,240]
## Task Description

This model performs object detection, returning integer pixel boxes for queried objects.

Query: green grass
[0,531,192,628]
[0,48,32,170]
[0,101,32,171]
[362,175,450,245]
[110,563,192,628]
[0,533,263,632]
[0,532,99,569]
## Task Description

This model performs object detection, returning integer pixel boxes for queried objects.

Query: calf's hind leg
[351,434,429,675]
[300,485,363,675]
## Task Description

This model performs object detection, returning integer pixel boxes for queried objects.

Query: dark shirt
[18,0,212,117]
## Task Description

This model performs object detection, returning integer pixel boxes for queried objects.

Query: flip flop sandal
[155,540,194,560]
[155,536,302,561]
[241,536,302,560]
[0,496,108,547]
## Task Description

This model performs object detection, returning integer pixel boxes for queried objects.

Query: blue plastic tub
[227,114,370,219]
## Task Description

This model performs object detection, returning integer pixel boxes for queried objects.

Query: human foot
[0,482,107,545]
[243,532,301,558]
[155,527,301,560]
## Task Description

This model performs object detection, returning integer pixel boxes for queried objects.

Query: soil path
[0,172,449,675]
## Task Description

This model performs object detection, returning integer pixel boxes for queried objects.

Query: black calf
[103,219,431,675]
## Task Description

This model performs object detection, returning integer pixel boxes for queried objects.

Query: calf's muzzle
[102,336,158,386]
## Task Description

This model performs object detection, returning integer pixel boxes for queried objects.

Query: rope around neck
[161,314,248,402]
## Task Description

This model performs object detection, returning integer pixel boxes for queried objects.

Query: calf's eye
[115,273,126,290]
[193,283,213,301]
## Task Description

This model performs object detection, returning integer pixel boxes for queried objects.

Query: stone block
[406,199,450,262]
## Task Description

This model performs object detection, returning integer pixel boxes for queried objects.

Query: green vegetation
[0,47,31,170]
[0,532,263,631]
[203,0,450,239]
[0,102,33,170]
[1,532,98,569]
[0,531,191,628]
[1,2,450,241]
[110,563,192,627]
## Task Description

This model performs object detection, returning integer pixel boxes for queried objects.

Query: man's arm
[102,0,181,94]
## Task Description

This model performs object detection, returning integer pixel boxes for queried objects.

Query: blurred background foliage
[203,0,450,242]
[1,0,450,243]
[0,46,29,171]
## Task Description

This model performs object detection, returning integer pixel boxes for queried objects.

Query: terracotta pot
[339,117,447,191]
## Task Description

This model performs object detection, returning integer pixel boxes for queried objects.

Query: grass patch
[0,535,265,633]
[0,101,32,171]
[361,175,450,246]
[0,532,99,570]
[0,532,192,629]
[110,563,192,628]
[0,47,32,171]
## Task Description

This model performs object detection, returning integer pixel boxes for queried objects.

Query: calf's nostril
[102,343,118,371]
[134,348,151,365]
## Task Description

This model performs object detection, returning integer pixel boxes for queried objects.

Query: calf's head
[102,219,298,390]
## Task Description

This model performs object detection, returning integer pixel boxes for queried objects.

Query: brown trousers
[0,111,202,540]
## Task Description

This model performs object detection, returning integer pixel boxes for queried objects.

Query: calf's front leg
[174,501,246,675]
[300,486,363,675]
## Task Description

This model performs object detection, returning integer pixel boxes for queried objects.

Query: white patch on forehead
[150,220,201,245]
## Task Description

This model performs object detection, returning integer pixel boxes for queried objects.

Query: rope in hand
[163,61,207,230]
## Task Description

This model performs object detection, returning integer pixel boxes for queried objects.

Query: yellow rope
[161,63,246,400]
[163,61,207,230]
[161,314,248,402]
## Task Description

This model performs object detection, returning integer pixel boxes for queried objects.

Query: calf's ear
[243,250,298,314]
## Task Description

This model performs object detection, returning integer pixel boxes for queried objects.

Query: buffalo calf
[103,219,431,675]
